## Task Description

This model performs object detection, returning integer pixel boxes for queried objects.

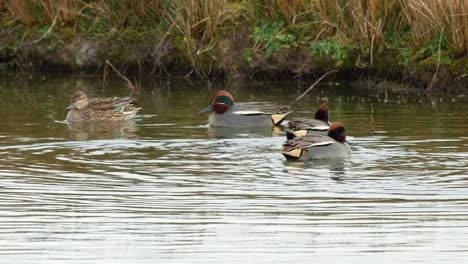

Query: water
[0,74,467,263]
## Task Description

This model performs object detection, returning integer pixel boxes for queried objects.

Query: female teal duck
[66,91,141,122]
[282,122,351,160]
[286,103,331,139]
[200,90,292,127]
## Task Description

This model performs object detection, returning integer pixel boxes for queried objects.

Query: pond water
[0,74,467,263]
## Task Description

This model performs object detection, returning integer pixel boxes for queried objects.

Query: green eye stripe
[216,96,233,105]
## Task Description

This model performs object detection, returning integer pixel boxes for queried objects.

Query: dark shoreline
[1,31,466,93]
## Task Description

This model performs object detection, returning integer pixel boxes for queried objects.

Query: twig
[428,27,444,91]
[288,70,338,107]
[104,60,140,94]
[102,62,108,88]
[370,34,375,66]
[30,13,58,44]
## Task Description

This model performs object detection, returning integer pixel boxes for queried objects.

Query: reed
[163,0,234,77]
[3,0,83,25]
[315,0,404,44]
[3,0,465,53]
[42,0,82,25]
[164,0,231,45]
[3,0,35,26]
[401,0,467,55]
[249,0,312,26]
[2,0,163,28]
[138,0,162,21]
[1,0,466,77]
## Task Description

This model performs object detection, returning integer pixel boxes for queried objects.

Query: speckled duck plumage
[200,90,292,128]
[66,91,141,122]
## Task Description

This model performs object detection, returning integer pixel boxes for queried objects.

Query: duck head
[314,103,329,123]
[328,122,347,143]
[199,90,234,114]
[66,91,89,110]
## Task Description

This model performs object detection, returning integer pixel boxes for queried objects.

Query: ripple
[1,81,468,263]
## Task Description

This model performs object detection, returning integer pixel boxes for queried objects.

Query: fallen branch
[104,60,140,94]
[288,70,338,106]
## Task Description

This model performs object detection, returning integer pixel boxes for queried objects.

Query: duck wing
[88,97,137,111]
[283,134,334,152]
[233,102,290,115]
[232,102,292,125]
[80,104,141,121]
[288,118,330,131]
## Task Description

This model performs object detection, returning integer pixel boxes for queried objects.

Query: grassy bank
[0,0,466,91]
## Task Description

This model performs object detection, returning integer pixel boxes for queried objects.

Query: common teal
[66,91,141,122]
[200,90,292,127]
[286,103,331,139]
[282,122,351,160]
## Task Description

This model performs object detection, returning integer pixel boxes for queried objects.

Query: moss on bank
[0,0,466,91]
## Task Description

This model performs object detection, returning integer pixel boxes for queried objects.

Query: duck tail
[114,97,137,107]
[282,148,303,160]
[121,107,142,120]
[286,129,307,140]
[271,111,292,126]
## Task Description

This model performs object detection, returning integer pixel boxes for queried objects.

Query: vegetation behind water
[0,0,466,91]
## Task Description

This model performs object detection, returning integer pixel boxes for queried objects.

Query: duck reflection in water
[207,125,285,139]
[286,158,348,181]
[67,120,138,141]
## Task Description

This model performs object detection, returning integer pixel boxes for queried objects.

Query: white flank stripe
[232,110,265,115]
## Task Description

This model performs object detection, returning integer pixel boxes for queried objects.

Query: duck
[282,122,351,160]
[66,91,141,122]
[199,90,292,127]
[286,102,331,139]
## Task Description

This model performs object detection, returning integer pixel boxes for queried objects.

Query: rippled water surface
[0,75,467,263]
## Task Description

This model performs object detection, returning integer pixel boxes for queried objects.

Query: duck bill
[66,103,75,110]
[199,105,212,114]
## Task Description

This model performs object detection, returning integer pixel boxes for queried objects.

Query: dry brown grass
[138,0,161,20]
[315,0,403,44]
[3,0,35,26]
[164,0,231,44]
[1,0,163,28]
[3,0,83,25]
[39,0,82,24]
[1,0,466,67]
[250,0,313,26]
[163,0,234,77]
[313,0,467,54]
[402,0,467,55]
